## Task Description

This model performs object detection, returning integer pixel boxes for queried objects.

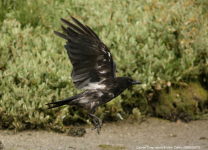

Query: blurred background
[0,0,208,132]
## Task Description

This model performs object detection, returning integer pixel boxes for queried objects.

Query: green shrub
[0,0,208,131]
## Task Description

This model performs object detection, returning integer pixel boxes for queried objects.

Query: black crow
[46,16,142,134]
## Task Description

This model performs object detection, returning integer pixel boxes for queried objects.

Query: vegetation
[0,0,208,131]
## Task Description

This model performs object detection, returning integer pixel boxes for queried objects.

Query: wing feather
[54,17,116,89]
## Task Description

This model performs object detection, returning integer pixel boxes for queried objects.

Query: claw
[89,114,102,134]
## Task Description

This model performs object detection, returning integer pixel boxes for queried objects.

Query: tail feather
[46,95,79,109]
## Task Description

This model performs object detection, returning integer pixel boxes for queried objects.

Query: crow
[46,16,142,134]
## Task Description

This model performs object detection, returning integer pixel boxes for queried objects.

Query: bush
[0,0,208,131]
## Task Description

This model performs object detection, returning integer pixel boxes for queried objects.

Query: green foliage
[0,0,208,130]
[151,82,208,122]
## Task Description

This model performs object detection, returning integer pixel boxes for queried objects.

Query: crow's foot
[89,114,102,134]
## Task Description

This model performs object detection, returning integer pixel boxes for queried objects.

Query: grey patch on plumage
[99,70,107,74]
[97,55,104,60]
[108,93,114,98]
[101,47,106,53]
[85,83,106,90]
[108,52,110,57]
[102,50,106,53]
[79,99,88,104]
[98,91,103,97]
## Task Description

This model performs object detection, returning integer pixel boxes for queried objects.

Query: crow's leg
[89,114,102,134]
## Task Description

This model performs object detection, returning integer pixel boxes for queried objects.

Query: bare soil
[0,117,207,150]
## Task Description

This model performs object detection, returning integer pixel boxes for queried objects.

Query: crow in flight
[46,17,142,134]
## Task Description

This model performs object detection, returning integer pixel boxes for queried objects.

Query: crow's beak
[132,80,142,85]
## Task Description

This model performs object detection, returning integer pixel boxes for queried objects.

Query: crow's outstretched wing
[54,17,116,90]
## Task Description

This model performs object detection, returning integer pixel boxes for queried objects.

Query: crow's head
[116,77,142,90]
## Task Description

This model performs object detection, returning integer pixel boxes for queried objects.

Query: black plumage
[46,16,142,134]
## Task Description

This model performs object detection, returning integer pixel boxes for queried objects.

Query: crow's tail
[46,95,79,109]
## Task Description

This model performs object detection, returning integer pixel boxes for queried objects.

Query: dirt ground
[0,117,207,150]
